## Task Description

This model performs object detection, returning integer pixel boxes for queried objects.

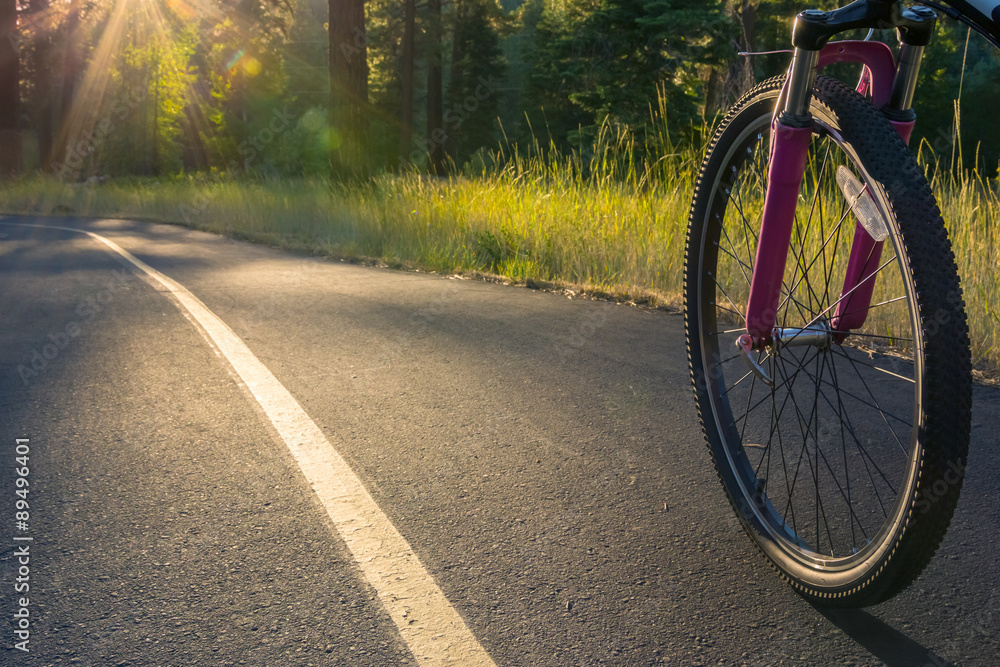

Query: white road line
[5,221,496,667]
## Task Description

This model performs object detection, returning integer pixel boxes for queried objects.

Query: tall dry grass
[0,116,997,372]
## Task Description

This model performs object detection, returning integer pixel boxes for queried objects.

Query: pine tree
[523,0,734,151]
[446,0,506,166]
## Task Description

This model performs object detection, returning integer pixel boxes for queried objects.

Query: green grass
[1,132,999,376]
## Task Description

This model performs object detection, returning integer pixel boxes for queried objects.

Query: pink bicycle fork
[743,39,920,351]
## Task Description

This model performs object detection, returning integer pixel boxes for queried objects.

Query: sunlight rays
[54,0,145,174]
[23,0,323,178]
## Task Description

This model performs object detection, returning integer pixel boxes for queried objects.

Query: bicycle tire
[685,75,971,607]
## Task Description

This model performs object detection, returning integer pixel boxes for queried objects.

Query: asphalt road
[0,216,998,666]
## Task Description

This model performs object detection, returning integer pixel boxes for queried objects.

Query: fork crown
[792,0,937,51]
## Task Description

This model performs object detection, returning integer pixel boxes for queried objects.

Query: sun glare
[24,0,313,175]
[44,0,234,173]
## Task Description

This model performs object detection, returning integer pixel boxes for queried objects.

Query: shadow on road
[815,606,952,667]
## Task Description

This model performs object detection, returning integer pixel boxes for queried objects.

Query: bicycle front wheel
[685,75,971,607]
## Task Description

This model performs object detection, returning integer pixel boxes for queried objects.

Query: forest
[0,0,998,179]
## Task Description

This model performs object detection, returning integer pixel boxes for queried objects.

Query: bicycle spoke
[828,345,914,383]
[709,274,745,321]
[708,328,750,337]
[781,204,854,313]
[796,254,900,333]
[720,369,755,397]
[790,358,909,514]
[719,225,754,287]
[832,330,914,343]
[796,358,913,428]
[825,353,898,519]
[727,166,762,265]
[752,348,811,481]
[774,349,835,552]
[727,186,759,250]
[817,362,896,520]
[834,295,908,321]
[832,356,859,549]
[831,344,913,456]
[789,141,835,316]
[739,372,760,451]
[711,302,745,321]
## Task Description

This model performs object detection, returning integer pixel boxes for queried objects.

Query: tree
[399,0,415,163]
[53,0,79,176]
[329,0,369,177]
[523,0,734,151]
[908,21,1000,173]
[0,0,21,176]
[25,0,54,170]
[705,0,757,119]
[446,0,506,166]
[202,14,290,171]
[426,0,445,174]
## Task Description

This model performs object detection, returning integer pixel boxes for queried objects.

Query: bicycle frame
[742,0,938,347]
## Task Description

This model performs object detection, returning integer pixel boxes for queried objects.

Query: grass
[1,125,999,376]
[929,169,1000,375]
[0,121,700,307]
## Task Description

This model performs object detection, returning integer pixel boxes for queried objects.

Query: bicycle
[684,0,993,606]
